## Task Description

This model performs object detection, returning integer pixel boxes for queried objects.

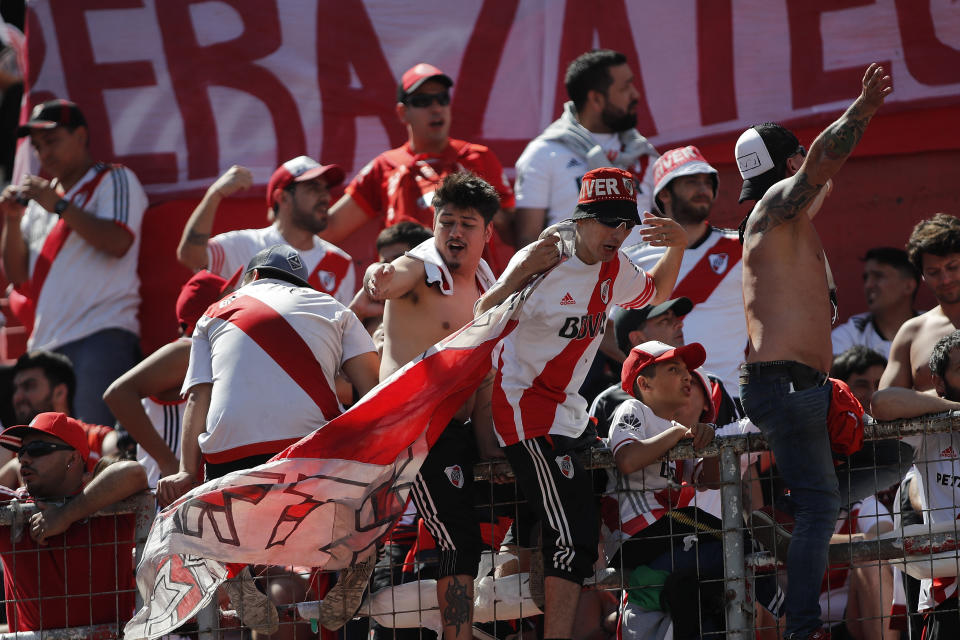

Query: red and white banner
[123,284,527,639]
[20,0,960,200]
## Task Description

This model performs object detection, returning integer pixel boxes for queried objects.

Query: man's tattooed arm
[185,230,209,245]
[747,173,823,237]
[821,103,870,160]
[442,575,471,636]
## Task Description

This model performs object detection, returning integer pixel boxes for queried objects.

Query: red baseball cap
[690,368,717,424]
[266,156,345,207]
[621,340,707,396]
[176,270,232,336]
[572,167,641,225]
[397,63,453,101]
[0,412,90,463]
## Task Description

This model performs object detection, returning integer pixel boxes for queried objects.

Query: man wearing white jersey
[177,156,356,305]
[475,166,685,639]
[514,49,658,248]
[158,245,380,505]
[1,99,148,425]
[625,145,746,396]
[872,330,960,638]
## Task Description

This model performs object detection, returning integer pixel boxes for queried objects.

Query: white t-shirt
[207,224,356,305]
[183,278,375,462]
[625,227,746,395]
[903,431,960,610]
[694,418,764,519]
[514,133,655,246]
[601,399,700,560]
[820,497,893,625]
[138,394,186,489]
[22,163,147,350]
[491,249,655,446]
[831,312,893,358]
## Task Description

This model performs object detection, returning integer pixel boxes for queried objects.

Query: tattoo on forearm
[186,230,209,245]
[748,173,823,237]
[822,103,869,160]
[442,576,471,635]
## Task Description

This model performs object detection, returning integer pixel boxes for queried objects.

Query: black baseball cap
[612,297,693,354]
[17,100,87,138]
[735,123,802,203]
[245,245,311,288]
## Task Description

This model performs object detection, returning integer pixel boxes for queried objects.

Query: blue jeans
[740,361,840,639]
[55,328,141,426]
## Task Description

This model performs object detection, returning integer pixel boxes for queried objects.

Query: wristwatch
[53,198,69,216]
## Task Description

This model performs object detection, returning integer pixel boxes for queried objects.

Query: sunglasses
[404,91,451,108]
[596,218,637,230]
[16,440,74,459]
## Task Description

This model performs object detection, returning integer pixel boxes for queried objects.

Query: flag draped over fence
[124,287,528,639]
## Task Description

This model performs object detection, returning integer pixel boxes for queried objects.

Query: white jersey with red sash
[206,224,356,305]
[625,227,745,394]
[491,247,655,446]
[601,399,698,561]
[182,278,375,463]
[17,162,146,350]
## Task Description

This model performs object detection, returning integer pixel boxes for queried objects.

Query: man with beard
[176,156,356,305]
[880,214,960,391]
[353,172,502,639]
[513,49,659,248]
[625,146,746,397]
[735,64,892,640]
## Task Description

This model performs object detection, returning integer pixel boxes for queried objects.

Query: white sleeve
[339,308,376,364]
[831,321,857,356]
[207,231,253,279]
[88,166,147,233]
[613,254,656,309]
[607,400,653,455]
[182,323,214,395]
[514,141,554,210]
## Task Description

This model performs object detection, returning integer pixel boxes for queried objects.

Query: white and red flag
[123,285,530,639]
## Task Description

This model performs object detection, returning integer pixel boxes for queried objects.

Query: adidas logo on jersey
[941,446,957,459]
[560,292,576,305]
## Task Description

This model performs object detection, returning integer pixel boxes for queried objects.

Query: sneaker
[222,566,279,635]
[750,507,795,562]
[318,556,376,630]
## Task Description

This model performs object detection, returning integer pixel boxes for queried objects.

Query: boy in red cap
[475,166,685,639]
[0,412,148,632]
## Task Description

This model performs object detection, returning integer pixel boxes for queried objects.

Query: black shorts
[409,420,484,578]
[504,434,599,584]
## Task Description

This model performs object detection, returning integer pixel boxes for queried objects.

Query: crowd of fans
[0,46,954,640]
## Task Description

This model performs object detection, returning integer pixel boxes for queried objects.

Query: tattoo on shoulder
[747,173,823,237]
[186,230,209,245]
[822,105,869,160]
[442,576,471,635]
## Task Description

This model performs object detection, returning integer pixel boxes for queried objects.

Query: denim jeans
[55,328,141,426]
[741,362,840,639]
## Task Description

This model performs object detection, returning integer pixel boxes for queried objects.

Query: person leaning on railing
[0,412,148,632]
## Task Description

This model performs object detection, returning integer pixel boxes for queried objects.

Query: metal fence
[3,413,959,638]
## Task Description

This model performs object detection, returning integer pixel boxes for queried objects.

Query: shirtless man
[880,213,960,391]
[362,172,500,640]
[736,63,892,640]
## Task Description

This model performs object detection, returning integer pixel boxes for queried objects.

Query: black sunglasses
[597,218,637,230]
[404,91,451,108]
[16,440,74,459]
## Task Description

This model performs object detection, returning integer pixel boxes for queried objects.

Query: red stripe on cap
[207,295,342,421]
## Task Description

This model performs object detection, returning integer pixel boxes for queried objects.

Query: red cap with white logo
[571,167,641,224]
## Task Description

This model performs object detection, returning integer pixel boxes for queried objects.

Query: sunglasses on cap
[596,218,637,231]
[404,91,451,108]
[16,440,75,459]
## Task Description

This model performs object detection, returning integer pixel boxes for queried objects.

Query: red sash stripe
[670,235,742,305]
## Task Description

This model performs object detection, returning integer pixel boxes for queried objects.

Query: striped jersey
[207,224,356,305]
[22,163,147,350]
[625,227,746,394]
[491,248,655,446]
[183,278,375,463]
[138,394,186,489]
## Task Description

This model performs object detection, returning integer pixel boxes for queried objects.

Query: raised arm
[638,213,686,305]
[363,255,427,301]
[749,64,892,236]
[29,460,148,544]
[103,340,192,478]
[474,236,562,316]
[177,165,253,270]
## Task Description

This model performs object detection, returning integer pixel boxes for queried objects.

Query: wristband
[53,198,69,216]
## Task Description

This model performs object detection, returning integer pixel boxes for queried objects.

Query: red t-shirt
[345,139,516,273]
[0,488,136,632]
